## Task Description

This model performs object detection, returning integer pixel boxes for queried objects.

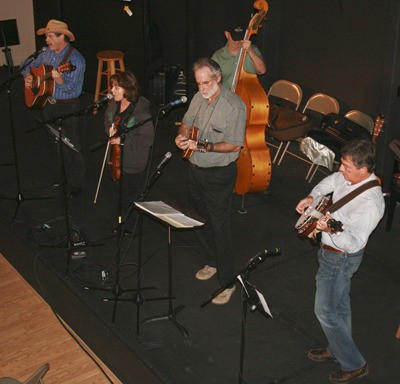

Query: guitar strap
[60,46,75,64]
[328,179,380,213]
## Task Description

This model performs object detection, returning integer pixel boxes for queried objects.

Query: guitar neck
[372,115,384,144]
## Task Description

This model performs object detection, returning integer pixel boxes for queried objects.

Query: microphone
[156,152,172,170]
[94,93,113,106]
[27,47,47,60]
[162,96,187,109]
[246,247,282,269]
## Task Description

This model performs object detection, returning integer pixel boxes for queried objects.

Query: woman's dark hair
[341,139,376,173]
[109,71,139,102]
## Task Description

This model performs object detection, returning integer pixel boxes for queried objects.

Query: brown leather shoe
[195,265,217,280]
[212,286,236,305]
[308,348,336,362]
[329,364,369,383]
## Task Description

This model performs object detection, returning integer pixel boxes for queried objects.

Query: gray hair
[192,57,222,80]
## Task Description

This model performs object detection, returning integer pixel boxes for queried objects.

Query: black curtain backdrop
[31,0,400,181]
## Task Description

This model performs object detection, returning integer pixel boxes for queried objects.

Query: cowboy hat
[37,19,75,42]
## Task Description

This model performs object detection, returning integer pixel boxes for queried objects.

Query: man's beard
[201,82,219,99]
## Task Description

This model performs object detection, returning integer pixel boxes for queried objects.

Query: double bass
[232,0,271,195]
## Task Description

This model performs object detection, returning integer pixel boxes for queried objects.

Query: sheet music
[134,201,204,228]
[237,275,272,317]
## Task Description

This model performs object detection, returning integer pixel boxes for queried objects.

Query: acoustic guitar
[182,127,208,159]
[295,195,344,239]
[25,61,76,109]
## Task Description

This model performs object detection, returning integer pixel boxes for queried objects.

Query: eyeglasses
[196,79,214,87]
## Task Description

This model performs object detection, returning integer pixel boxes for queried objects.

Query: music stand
[84,130,148,324]
[0,19,20,75]
[201,247,281,384]
[136,201,205,338]
[83,115,164,325]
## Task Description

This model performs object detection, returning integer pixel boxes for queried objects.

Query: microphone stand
[84,108,169,327]
[0,53,52,223]
[201,247,282,384]
[27,98,110,135]
[32,98,109,274]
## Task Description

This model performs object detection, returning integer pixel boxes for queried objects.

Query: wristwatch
[208,142,214,152]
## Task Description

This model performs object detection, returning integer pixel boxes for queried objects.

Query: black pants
[187,162,236,286]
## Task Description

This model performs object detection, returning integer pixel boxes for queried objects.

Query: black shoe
[69,187,82,197]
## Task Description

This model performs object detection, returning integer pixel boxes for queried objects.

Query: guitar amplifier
[148,67,181,106]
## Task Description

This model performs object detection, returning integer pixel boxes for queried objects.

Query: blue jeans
[314,247,366,371]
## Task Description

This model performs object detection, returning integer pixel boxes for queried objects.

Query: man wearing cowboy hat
[22,19,86,198]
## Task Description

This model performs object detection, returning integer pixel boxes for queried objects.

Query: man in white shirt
[296,139,384,384]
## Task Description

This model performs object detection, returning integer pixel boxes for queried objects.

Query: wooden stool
[94,50,125,108]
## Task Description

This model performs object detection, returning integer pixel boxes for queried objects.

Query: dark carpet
[1,67,399,384]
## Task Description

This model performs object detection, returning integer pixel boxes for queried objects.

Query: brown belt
[321,244,345,253]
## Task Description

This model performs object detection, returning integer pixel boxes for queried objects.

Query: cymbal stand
[201,247,281,384]
[0,54,52,223]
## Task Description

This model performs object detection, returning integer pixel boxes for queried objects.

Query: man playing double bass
[212,25,266,90]
[175,57,246,305]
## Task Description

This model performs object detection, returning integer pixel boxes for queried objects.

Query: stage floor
[1,68,399,384]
